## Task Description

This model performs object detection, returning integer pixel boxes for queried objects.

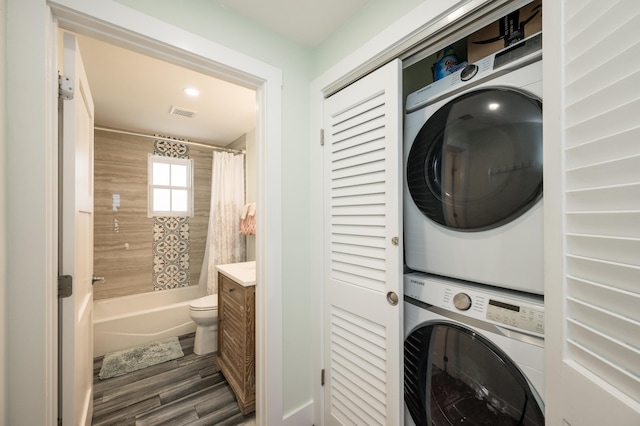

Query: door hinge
[58,74,74,100]
[320,128,324,146]
[321,369,325,386]
[58,275,73,298]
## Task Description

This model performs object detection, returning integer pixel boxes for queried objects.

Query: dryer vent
[169,106,197,118]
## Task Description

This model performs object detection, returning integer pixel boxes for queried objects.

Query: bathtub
[93,285,201,357]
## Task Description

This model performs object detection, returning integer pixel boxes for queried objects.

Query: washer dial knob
[453,292,472,311]
[460,64,479,81]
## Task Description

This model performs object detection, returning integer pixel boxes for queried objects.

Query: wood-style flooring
[91,333,255,426]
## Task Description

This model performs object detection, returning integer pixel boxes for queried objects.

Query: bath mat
[98,337,184,380]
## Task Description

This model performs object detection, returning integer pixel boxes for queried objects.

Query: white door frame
[8,0,283,424]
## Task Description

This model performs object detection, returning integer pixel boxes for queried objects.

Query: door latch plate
[58,275,73,298]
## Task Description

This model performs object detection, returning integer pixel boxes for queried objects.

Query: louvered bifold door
[322,59,402,426]
[558,0,640,423]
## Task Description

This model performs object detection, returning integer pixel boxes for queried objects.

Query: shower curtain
[198,150,246,295]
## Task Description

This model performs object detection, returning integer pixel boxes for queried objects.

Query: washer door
[404,322,544,426]
[406,88,542,231]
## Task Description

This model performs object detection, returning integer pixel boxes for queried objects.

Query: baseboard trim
[283,400,313,426]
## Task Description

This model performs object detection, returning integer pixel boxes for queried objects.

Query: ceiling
[76,34,257,147]
[76,0,371,148]
[214,0,370,48]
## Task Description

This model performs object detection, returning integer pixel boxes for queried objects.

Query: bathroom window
[148,155,194,217]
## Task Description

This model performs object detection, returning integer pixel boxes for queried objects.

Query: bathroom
[78,33,259,357]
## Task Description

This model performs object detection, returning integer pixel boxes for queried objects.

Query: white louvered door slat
[552,0,640,423]
[323,59,402,426]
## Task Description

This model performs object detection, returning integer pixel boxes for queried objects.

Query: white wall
[246,128,257,262]
[0,0,7,421]
[312,0,423,77]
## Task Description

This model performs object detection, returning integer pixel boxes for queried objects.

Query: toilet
[188,295,218,355]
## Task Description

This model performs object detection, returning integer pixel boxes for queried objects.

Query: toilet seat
[189,295,218,311]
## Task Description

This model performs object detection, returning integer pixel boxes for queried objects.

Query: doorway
[65,31,258,423]
[51,3,285,424]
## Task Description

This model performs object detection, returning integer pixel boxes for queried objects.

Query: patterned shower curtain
[199,150,246,295]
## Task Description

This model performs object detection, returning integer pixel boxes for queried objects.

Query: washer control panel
[405,272,544,337]
[486,299,544,335]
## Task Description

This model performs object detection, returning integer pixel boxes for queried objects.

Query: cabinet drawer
[219,273,246,306]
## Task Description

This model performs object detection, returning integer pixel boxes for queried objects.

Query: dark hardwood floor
[92,333,255,426]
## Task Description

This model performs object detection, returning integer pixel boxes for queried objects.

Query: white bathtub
[93,286,201,357]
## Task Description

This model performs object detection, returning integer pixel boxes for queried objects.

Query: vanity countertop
[216,261,256,287]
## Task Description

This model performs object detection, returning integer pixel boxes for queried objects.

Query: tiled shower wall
[93,129,212,300]
[152,139,191,290]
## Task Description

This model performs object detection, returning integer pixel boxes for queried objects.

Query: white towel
[241,203,251,220]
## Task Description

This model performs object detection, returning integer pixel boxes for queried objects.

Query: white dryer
[404,272,545,426]
[404,33,543,294]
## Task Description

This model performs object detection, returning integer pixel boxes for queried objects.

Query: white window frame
[148,154,194,217]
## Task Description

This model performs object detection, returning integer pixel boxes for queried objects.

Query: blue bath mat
[98,336,184,380]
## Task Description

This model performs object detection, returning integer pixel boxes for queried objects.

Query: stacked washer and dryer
[403,33,546,425]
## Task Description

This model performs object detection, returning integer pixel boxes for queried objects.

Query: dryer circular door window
[404,322,544,426]
[406,87,543,231]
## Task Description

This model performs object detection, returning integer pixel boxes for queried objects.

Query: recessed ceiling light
[184,87,199,97]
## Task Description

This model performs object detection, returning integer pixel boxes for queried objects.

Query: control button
[453,293,472,311]
[460,64,479,81]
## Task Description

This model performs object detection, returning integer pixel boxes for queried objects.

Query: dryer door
[405,322,544,426]
[406,88,542,231]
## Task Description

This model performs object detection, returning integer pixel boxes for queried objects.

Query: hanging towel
[240,202,256,235]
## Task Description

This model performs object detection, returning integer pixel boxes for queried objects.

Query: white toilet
[188,295,218,355]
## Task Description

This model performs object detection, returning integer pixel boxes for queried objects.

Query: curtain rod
[94,126,245,154]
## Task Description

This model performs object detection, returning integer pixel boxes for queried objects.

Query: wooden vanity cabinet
[216,272,255,415]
